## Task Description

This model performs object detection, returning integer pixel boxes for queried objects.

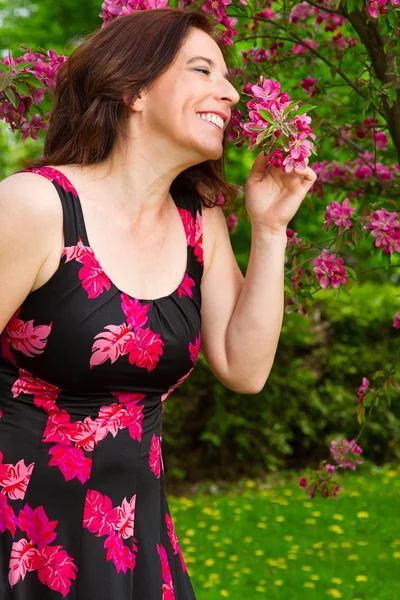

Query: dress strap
[15,166,88,247]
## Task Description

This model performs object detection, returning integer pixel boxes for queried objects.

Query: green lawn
[167,464,400,599]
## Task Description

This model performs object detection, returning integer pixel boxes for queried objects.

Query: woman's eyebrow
[186,56,233,82]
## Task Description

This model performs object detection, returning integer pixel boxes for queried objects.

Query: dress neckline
[42,166,190,304]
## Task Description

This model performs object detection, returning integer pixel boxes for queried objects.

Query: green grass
[167,464,400,599]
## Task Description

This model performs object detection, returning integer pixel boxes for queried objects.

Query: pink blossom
[227,213,238,232]
[363,208,400,255]
[301,77,318,97]
[313,249,347,290]
[357,377,370,404]
[394,312,400,329]
[331,439,363,470]
[367,0,388,17]
[323,198,356,230]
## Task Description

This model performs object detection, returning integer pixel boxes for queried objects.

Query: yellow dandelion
[302,566,312,572]
[284,489,293,496]
[244,504,253,510]
[202,507,213,515]
[242,567,252,574]
[305,518,317,525]
[341,541,352,548]
[333,514,344,521]
[245,479,256,487]
[348,554,359,561]
[255,550,264,556]
[205,559,215,567]
[210,525,219,532]
[310,574,320,581]
[304,582,315,588]
[357,511,369,519]
[284,535,293,541]
[303,502,312,508]
[229,555,238,562]
[331,577,342,585]
[329,525,344,535]
[243,536,253,543]
[355,575,368,582]
[234,508,242,514]
[233,572,240,578]
[311,511,321,517]
[257,522,267,529]
[198,521,207,528]
[185,529,196,536]
[327,589,342,598]
[276,516,285,522]
[223,538,233,544]
[220,590,229,597]
[255,586,266,593]
[274,580,284,586]
[393,552,400,559]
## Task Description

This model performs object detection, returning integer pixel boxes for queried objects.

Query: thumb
[247,150,269,184]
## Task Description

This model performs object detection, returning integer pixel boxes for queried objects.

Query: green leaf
[292,104,317,116]
[13,82,31,97]
[15,62,33,71]
[282,100,300,118]
[345,265,358,280]
[347,0,358,12]
[4,87,18,108]
[15,72,43,88]
[330,65,338,80]
[259,109,276,124]
[381,249,391,270]
[335,233,345,252]
[0,73,12,92]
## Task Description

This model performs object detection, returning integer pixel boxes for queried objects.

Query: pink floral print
[8,504,77,597]
[157,543,176,600]
[83,489,138,574]
[3,307,52,358]
[0,165,202,598]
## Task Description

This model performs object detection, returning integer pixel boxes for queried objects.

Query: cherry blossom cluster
[0,48,67,141]
[367,0,400,19]
[313,249,347,290]
[237,76,316,172]
[100,0,169,26]
[363,208,400,255]
[323,198,357,230]
[357,377,370,404]
[299,464,343,499]
[330,439,363,470]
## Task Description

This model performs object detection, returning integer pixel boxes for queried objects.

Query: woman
[0,7,316,600]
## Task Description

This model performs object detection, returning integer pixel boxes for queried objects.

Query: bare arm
[0,173,58,333]
[200,206,286,394]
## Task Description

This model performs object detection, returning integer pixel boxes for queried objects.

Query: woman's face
[130,27,241,164]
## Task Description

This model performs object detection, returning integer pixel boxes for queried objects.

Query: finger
[247,150,269,183]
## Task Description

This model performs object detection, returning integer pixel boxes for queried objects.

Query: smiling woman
[0,8,242,600]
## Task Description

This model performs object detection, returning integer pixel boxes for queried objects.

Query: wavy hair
[24,8,241,208]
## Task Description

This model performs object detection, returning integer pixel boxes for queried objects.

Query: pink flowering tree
[1,0,399,499]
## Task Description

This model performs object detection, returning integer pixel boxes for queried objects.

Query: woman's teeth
[197,113,224,130]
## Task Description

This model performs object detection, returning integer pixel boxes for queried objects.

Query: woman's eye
[194,68,210,75]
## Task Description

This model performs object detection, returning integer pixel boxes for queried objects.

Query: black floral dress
[0,166,203,599]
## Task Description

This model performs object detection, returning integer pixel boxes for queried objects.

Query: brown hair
[23,8,240,208]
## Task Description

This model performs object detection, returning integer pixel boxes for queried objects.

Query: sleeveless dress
[0,166,203,600]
